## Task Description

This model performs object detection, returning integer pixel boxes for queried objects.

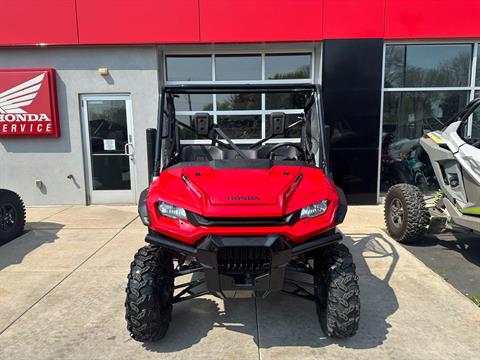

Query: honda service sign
[0,69,60,137]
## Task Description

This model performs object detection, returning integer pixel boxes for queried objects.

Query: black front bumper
[146,230,342,294]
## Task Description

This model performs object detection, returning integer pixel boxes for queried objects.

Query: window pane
[174,94,213,111]
[384,45,406,88]
[87,100,128,155]
[381,90,469,192]
[166,56,212,81]
[91,155,130,190]
[384,44,472,88]
[405,45,472,87]
[476,55,480,86]
[265,53,311,80]
[177,115,201,140]
[215,55,261,80]
[383,91,469,139]
[266,92,308,109]
[217,115,261,139]
[216,93,261,110]
[266,114,302,138]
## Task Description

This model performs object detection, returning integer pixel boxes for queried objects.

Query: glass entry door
[81,95,136,204]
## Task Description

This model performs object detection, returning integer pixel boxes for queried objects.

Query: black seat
[257,144,302,160]
[181,145,224,161]
[257,145,272,159]
[223,149,258,160]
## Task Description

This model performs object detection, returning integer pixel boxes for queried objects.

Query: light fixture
[98,67,109,76]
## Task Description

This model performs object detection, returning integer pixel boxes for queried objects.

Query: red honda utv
[126,84,359,341]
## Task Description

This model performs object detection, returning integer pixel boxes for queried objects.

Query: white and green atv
[385,98,480,243]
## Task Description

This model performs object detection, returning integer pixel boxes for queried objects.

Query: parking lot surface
[402,230,480,301]
[0,205,479,360]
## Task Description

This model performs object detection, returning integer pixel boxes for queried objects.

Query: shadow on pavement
[403,230,480,268]
[0,223,64,271]
[340,233,399,349]
[143,232,399,352]
[143,298,257,353]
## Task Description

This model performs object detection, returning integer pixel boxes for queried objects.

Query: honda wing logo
[0,69,59,137]
[0,74,44,114]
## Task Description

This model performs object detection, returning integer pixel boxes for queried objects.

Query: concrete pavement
[0,205,479,359]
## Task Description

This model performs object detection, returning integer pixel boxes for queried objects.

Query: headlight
[158,201,187,220]
[300,200,328,219]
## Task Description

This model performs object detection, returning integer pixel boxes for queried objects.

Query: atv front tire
[314,243,360,338]
[125,245,174,342]
[0,190,26,244]
[384,184,429,243]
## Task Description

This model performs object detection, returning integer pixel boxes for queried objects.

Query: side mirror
[269,112,286,135]
[194,113,212,136]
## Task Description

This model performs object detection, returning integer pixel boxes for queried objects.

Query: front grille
[217,246,271,275]
[187,212,299,227]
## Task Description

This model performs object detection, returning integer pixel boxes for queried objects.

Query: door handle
[124,143,135,157]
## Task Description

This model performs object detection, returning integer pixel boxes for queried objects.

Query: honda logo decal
[0,69,60,137]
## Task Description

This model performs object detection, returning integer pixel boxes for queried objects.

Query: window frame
[163,50,315,144]
[378,41,480,202]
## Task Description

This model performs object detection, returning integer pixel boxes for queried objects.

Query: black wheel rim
[390,198,404,228]
[0,203,17,232]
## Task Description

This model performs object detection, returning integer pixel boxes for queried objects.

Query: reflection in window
[266,92,308,109]
[381,43,476,194]
[91,156,131,190]
[167,52,314,142]
[177,115,202,140]
[477,58,480,86]
[384,44,472,88]
[265,53,311,80]
[174,94,213,111]
[383,91,469,140]
[215,55,261,80]
[216,93,261,110]
[381,91,469,193]
[87,100,128,155]
[166,56,212,81]
[217,115,261,139]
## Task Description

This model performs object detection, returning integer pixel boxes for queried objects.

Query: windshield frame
[153,84,328,176]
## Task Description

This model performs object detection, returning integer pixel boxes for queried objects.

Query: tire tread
[125,245,173,342]
[0,190,26,242]
[315,243,360,338]
[384,184,429,243]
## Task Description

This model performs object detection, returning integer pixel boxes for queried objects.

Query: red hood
[148,165,337,218]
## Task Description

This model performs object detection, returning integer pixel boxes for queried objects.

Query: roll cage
[448,97,480,125]
[153,84,329,176]
[445,97,480,142]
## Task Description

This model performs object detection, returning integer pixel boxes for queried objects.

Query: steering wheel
[265,143,306,161]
